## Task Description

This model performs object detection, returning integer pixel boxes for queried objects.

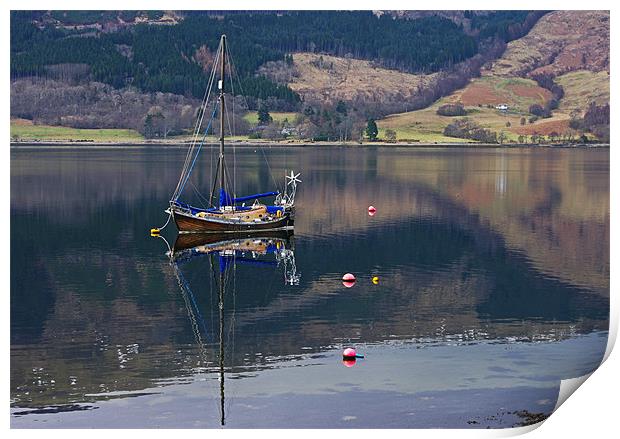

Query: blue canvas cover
[220,189,278,207]
[219,189,233,207]
[234,191,279,203]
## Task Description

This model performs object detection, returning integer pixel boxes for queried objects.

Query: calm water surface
[10,146,609,428]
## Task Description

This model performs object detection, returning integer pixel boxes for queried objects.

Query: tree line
[569,102,610,142]
[469,11,547,42]
[528,72,565,119]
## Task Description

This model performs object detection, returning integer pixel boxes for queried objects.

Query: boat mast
[219,35,227,202]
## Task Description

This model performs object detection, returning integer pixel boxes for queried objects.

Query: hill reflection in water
[10,146,609,428]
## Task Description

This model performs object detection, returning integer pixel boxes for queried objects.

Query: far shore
[9,139,609,149]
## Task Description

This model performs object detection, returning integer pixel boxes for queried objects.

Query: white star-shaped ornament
[286,171,301,185]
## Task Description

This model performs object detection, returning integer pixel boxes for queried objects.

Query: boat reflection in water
[160,231,300,425]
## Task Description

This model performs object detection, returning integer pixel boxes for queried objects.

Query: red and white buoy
[368,205,376,216]
[342,273,356,288]
[343,347,357,358]
[342,347,364,366]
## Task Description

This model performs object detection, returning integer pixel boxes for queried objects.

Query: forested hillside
[11,11,486,103]
[11,10,551,140]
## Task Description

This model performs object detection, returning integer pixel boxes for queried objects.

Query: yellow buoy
[372,276,379,285]
[150,228,160,236]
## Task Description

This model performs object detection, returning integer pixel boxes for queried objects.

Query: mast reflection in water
[164,231,299,426]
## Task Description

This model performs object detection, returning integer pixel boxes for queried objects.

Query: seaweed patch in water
[511,410,551,426]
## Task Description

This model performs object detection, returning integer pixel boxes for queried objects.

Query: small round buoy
[368,205,376,216]
[343,347,365,362]
[343,348,357,358]
[372,276,379,285]
[342,273,356,288]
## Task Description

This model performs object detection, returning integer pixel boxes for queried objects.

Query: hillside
[274,53,437,106]
[11,10,544,140]
[485,10,609,77]
[9,10,609,144]
[378,10,610,143]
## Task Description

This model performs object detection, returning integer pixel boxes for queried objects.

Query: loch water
[10,146,609,428]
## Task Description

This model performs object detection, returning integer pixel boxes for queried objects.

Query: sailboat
[165,35,300,234]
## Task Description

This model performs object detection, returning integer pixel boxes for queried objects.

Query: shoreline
[9,140,610,149]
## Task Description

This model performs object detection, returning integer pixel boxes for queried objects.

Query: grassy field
[242,111,298,125]
[556,70,610,112]
[377,82,528,143]
[452,75,550,111]
[378,128,477,143]
[376,73,590,143]
[11,119,144,142]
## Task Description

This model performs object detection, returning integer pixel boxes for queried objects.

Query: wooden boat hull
[172,209,294,233]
